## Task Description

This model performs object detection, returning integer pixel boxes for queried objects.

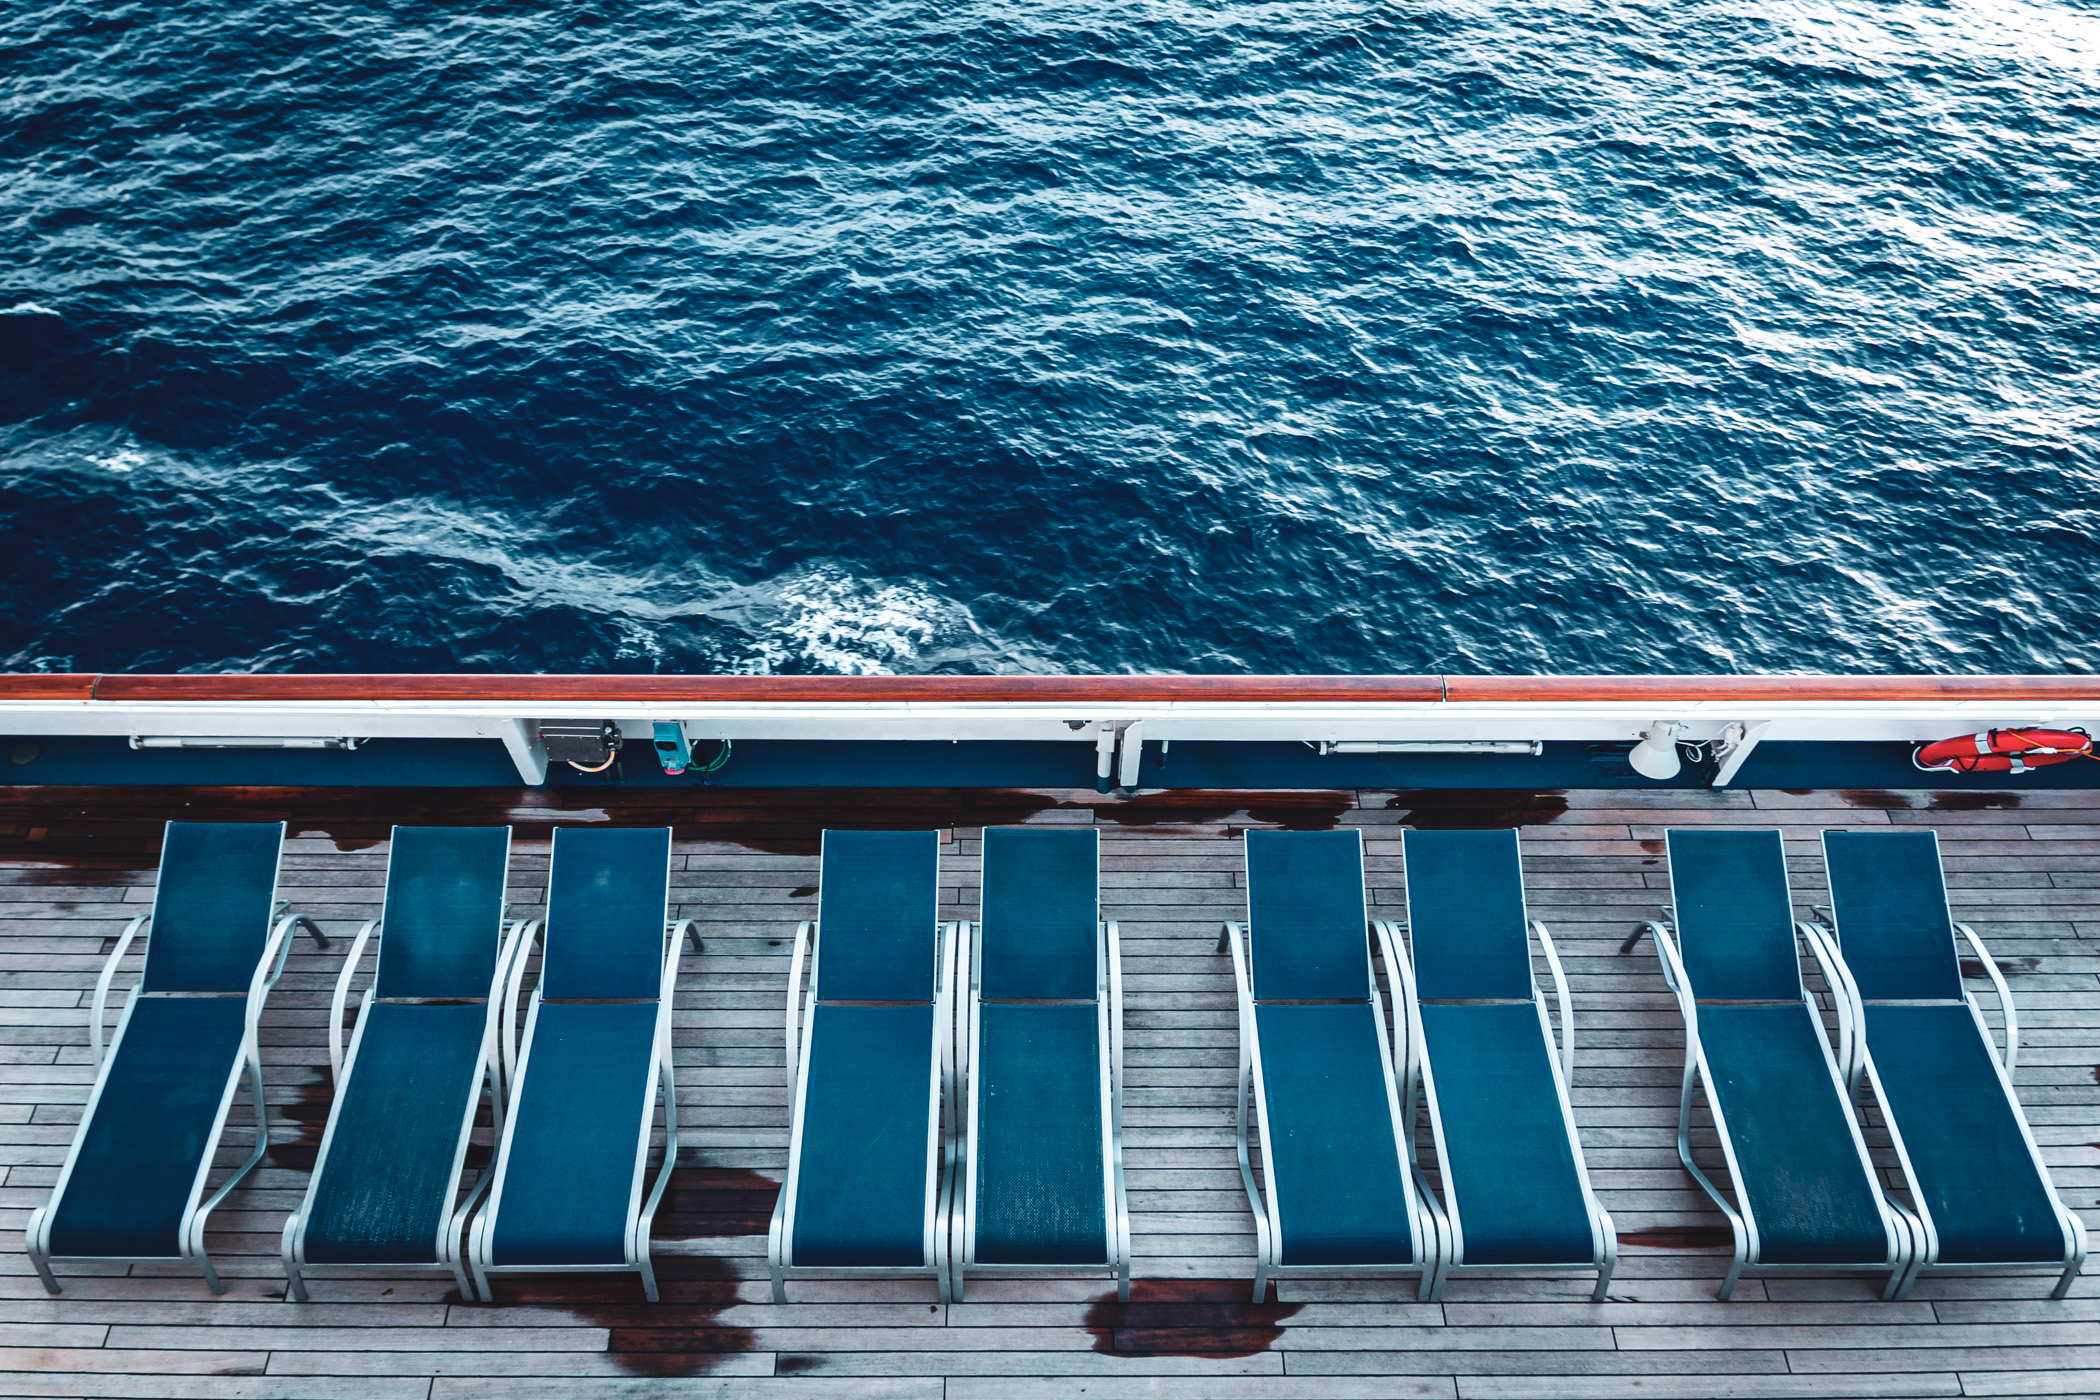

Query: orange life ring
[1913,728,2093,774]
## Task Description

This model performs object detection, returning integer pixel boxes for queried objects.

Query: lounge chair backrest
[142,823,286,994]
[1402,829,1531,1000]
[544,827,673,999]
[1822,830,1963,1001]
[1245,829,1369,1001]
[817,831,940,1001]
[979,827,1098,999]
[375,827,511,999]
[1665,829,1801,1000]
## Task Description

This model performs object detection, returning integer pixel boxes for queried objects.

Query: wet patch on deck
[0,784,1372,862]
[1616,1225,1736,1250]
[484,1256,760,1375]
[1385,790,1571,829]
[1085,1278,1303,1356]
[1098,790,1354,831]
[656,1167,781,1238]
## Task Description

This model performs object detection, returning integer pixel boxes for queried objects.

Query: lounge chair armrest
[91,915,150,1071]
[499,920,544,1102]
[668,918,703,957]
[1796,921,1861,1091]
[1105,922,1125,1091]
[329,919,382,1083]
[1531,919,1576,1083]
[1647,919,1748,1265]
[1955,922,2018,1073]
[785,920,813,1090]
[267,912,332,990]
[1372,921,1422,1121]
[1222,921,1272,1290]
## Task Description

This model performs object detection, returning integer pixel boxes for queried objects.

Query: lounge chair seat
[469,826,697,1301]
[1392,828,1614,1297]
[955,826,1128,1297]
[29,821,324,1295]
[286,826,520,1298]
[1227,828,1428,1301]
[1820,828,2085,1295]
[772,829,956,1300]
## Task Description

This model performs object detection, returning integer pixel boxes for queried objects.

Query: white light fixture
[1315,740,1543,755]
[129,736,363,750]
[1628,721,1683,780]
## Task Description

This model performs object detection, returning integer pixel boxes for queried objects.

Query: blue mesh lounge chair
[1643,829,1914,1300]
[282,826,527,1303]
[27,822,326,1294]
[1816,829,2086,1299]
[952,827,1130,1302]
[770,830,958,1302]
[1386,829,1616,1302]
[1225,828,1430,1303]
[466,827,698,1302]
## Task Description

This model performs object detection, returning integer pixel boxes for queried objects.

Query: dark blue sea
[5,0,2098,676]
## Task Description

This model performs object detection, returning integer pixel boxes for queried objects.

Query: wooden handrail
[3,672,2098,704]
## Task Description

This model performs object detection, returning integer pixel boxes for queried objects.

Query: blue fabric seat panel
[1822,830,1965,1003]
[304,1002,488,1264]
[1246,830,1370,1002]
[490,1002,659,1267]
[972,1003,1107,1265]
[1403,830,1533,1002]
[1420,1002,1594,1265]
[375,826,509,1000]
[817,831,940,1002]
[142,823,284,994]
[1254,1002,1414,1267]
[792,1003,937,1266]
[1698,1003,1889,1265]
[979,828,1098,1002]
[1865,1004,2064,1264]
[543,827,672,1000]
[1667,830,1803,1002]
[47,997,249,1258]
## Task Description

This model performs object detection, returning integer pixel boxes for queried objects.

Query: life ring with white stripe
[1912,728,2093,774]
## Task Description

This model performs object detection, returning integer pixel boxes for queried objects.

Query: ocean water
[4,0,2098,677]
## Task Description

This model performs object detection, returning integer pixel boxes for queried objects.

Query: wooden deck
[2,783,2098,1399]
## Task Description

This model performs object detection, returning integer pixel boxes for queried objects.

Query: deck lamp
[1629,721,1683,780]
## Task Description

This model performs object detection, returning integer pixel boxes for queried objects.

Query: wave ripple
[4,0,2099,674]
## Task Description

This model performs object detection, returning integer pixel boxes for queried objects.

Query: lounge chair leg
[1592,1256,1616,1303]
[2055,1259,2080,1300]
[1251,1259,1270,1305]
[197,1250,227,1297]
[25,1209,59,1295]
[449,1257,476,1304]
[771,1261,787,1305]
[1116,1256,1130,1305]
[638,1257,659,1304]
[1717,1255,1744,1302]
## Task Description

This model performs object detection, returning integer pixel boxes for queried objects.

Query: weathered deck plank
[0,783,2096,1398]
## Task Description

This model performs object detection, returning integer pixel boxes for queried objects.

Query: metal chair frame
[1223,896,1432,1304]
[29,882,328,1296]
[1379,870,1616,1301]
[1809,829,2086,1300]
[280,831,535,1301]
[466,915,700,1303]
[768,914,959,1302]
[950,914,1131,1302]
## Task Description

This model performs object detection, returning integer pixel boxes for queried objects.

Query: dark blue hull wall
[3,736,2096,791]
